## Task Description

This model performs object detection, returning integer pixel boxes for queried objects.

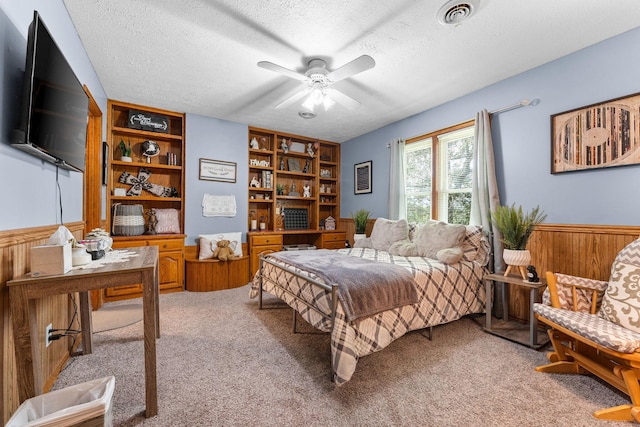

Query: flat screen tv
[11,10,89,172]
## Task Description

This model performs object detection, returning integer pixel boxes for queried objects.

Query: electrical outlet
[45,323,53,347]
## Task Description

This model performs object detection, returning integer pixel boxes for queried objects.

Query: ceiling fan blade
[326,88,361,110]
[326,55,375,83]
[258,61,308,82]
[275,88,311,109]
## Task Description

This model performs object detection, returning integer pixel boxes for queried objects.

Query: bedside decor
[551,92,640,173]
[490,203,546,279]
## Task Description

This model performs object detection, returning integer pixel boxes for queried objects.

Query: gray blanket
[268,249,418,322]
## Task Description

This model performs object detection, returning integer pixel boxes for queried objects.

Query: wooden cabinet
[248,127,340,234]
[315,231,347,249]
[185,257,250,292]
[106,236,184,300]
[249,233,283,276]
[105,100,186,302]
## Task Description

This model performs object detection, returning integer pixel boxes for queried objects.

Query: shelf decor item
[112,203,145,236]
[127,109,169,133]
[118,139,132,162]
[490,203,546,279]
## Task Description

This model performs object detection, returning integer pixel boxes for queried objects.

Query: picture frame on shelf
[199,158,237,183]
[287,158,301,172]
[551,91,640,174]
[354,160,372,194]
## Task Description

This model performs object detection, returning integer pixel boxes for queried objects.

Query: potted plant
[351,208,371,241]
[276,183,285,195]
[118,139,132,162]
[490,203,547,278]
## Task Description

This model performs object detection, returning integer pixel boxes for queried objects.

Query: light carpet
[92,303,143,333]
[53,285,630,426]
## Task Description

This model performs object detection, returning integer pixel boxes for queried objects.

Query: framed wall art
[354,160,372,194]
[551,92,640,174]
[199,158,237,183]
[102,141,108,186]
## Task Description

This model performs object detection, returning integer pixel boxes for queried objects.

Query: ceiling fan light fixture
[437,0,478,26]
[323,95,335,111]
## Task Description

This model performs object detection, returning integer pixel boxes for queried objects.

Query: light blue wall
[341,26,640,226]
[0,0,107,231]
[184,113,248,244]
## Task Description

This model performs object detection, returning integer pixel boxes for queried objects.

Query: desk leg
[142,267,158,417]
[485,279,492,330]
[502,281,509,321]
[78,291,93,354]
[10,285,40,402]
[530,287,539,348]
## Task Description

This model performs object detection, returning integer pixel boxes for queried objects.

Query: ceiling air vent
[437,0,478,26]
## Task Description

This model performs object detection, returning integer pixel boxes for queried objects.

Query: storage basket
[112,204,145,236]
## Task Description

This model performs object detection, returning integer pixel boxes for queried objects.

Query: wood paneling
[1,222,84,424]
[510,224,640,321]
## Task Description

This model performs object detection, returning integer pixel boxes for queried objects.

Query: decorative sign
[128,110,169,133]
[354,160,372,194]
[199,158,237,183]
[551,92,640,173]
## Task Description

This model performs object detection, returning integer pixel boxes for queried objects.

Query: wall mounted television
[11,10,89,173]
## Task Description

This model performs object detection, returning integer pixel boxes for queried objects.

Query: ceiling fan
[257,55,375,111]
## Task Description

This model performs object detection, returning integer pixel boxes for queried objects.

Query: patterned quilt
[249,247,488,386]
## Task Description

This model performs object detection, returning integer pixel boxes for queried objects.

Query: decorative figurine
[145,208,158,235]
[250,137,259,149]
[306,142,315,157]
[281,138,289,153]
[280,157,285,170]
[289,183,300,197]
[303,184,311,198]
[303,159,310,173]
[526,265,540,283]
[250,177,261,187]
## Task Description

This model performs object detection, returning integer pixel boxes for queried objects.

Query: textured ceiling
[63,0,640,142]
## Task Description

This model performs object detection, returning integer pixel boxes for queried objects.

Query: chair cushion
[599,261,640,333]
[534,303,640,353]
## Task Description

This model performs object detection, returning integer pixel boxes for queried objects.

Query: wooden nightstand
[484,272,550,349]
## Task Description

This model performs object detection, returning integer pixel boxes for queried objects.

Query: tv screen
[12,11,89,172]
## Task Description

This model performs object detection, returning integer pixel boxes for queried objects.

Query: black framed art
[354,160,372,194]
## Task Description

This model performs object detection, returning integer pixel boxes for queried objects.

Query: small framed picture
[354,160,372,194]
[102,141,108,186]
[199,158,237,183]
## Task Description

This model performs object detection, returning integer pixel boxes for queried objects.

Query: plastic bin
[6,376,115,427]
[283,244,317,251]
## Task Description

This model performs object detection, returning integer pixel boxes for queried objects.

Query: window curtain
[388,138,406,220]
[470,109,504,274]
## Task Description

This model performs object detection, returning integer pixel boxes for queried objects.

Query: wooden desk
[7,246,160,417]
[484,272,549,349]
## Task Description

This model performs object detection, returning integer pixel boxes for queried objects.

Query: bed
[249,219,491,385]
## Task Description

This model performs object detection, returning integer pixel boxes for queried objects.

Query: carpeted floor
[92,303,143,333]
[53,285,630,426]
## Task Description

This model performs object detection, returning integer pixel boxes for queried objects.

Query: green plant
[490,203,547,250]
[351,208,371,234]
[118,139,132,157]
[276,183,285,194]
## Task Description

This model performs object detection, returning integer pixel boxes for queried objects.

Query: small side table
[484,272,549,349]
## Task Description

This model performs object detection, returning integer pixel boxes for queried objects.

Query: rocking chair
[533,237,640,422]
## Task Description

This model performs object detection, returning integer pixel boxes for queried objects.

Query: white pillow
[369,218,409,252]
[599,261,640,333]
[414,222,466,259]
[199,232,242,260]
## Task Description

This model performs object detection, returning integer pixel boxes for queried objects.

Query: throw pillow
[414,221,466,259]
[599,261,640,333]
[154,208,180,234]
[353,237,372,249]
[369,218,409,252]
[388,239,419,256]
[436,247,464,264]
[199,232,243,260]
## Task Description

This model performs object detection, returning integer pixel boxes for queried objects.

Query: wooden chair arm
[545,272,608,313]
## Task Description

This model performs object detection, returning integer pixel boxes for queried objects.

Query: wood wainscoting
[1,222,84,424]
[509,223,640,322]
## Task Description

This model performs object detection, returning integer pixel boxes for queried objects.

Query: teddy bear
[212,239,237,261]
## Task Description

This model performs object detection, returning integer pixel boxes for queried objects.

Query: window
[404,122,474,224]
